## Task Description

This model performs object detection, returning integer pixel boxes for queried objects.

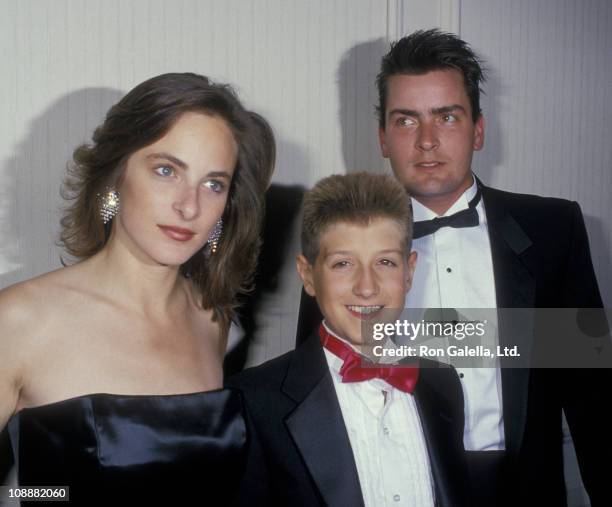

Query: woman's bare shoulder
[0,277,45,327]
[0,271,74,426]
[0,267,93,409]
[0,266,87,333]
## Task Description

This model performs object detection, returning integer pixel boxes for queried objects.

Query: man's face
[379,69,484,214]
[297,218,417,345]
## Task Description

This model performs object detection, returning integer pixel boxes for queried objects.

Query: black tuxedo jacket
[480,184,610,506]
[227,332,470,507]
[296,182,611,506]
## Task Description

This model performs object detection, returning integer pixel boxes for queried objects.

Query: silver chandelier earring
[207,219,223,254]
[98,187,120,224]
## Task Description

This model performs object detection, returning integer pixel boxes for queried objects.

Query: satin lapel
[482,191,534,309]
[282,334,364,507]
[414,364,468,507]
[481,185,535,459]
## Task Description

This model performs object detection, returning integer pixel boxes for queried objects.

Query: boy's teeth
[348,305,382,314]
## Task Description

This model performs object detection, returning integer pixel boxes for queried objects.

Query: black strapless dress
[1,388,246,505]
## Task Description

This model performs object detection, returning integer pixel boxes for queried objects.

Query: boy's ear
[296,254,316,297]
[405,251,418,292]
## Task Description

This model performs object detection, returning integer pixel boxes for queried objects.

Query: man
[375,29,609,506]
[230,172,469,506]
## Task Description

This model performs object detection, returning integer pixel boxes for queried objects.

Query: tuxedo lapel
[282,334,365,507]
[414,363,469,507]
[481,184,535,459]
[482,187,534,309]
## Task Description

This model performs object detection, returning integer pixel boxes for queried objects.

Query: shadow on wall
[0,88,124,291]
[0,139,19,283]
[337,38,388,174]
[289,38,392,349]
[473,65,504,185]
[224,137,309,375]
[224,183,306,375]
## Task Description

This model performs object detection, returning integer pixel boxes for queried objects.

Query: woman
[0,73,274,503]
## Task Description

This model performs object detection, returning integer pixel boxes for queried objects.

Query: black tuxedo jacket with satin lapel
[295,182,610,506]
[480,183,610,506]
[226,332,469,507]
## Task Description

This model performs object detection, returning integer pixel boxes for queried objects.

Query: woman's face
[113,111,238,267]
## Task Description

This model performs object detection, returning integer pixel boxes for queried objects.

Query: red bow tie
[319,324,419,394]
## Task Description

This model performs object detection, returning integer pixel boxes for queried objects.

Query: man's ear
[378,126,390,158]
[473,114,485,151]
[296,254,316,297]
[405,251,418,293]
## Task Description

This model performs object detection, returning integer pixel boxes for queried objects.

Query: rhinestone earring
[207,219,223,254]
[98,187,120,224]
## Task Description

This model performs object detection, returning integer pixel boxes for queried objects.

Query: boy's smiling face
[297,217,417,345]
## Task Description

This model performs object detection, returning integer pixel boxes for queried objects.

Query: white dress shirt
[322,322,435,507]
[406,176,505,451]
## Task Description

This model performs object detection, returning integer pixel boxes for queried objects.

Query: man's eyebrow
[431,104,467,115]
[388,108,421,119]
[387,104,467,118]
[146,152,188,169]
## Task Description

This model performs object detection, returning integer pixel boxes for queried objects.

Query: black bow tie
[412,187,482,239]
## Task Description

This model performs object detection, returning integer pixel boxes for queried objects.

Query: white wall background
[1,0,610,357]
[0,1,609,503]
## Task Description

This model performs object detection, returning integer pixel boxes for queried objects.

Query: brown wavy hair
[60,73,275,331]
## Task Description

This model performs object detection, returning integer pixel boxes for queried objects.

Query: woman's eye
[203,180,225,193]
[154,165,174,177]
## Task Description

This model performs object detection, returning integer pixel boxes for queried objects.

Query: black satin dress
[1,388,246,505]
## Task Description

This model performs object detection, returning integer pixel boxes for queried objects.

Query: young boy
[228,173,468,507]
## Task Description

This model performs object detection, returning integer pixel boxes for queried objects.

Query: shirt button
[459,372,464,378]
[446,267,452,273]
[383,427,390,435]
[393,494,401,502]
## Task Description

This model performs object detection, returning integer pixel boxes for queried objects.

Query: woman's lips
[157,225,196,242]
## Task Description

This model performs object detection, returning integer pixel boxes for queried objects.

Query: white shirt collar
[322,320,363,356]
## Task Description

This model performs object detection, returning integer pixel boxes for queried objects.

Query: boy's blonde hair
[301,172,413,263]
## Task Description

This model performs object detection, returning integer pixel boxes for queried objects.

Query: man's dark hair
[376,29,486,128]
